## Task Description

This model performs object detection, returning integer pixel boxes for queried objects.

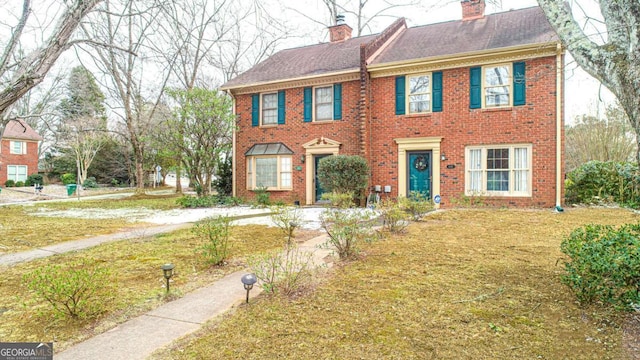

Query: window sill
[259,124,278,128]
[249,188,292,192]
[480,107,512,113]
[465,192,531,198]
[310,120,336,124]
[402,113,433,119]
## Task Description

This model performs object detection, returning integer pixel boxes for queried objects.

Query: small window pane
[281,157,291,172]
[487,170,509,191]
[281,172,291,187]
[409,94,431,113]
[316,104,333,121]
[485,66,510,86]
[409,76,430,94]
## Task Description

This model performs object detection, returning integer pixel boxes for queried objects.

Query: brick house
[221,0,565,208]
[0,119,43,185]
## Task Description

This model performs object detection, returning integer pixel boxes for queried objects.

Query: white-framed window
[314,85,333,121]
[10,141,26,155]
[483,64,511,108]
[7,165,28,182]
[261,93,278,125]
[465,144,531,196]
[247,155,292,190]
[407,73,431,114]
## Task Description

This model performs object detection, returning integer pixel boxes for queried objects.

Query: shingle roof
[370,6,558,65]
[2,119,42,141]
[222,6,558,90]
[221,35,376,89]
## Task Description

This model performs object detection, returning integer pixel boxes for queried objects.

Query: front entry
[408,151,432,198]
[315,155,329,202]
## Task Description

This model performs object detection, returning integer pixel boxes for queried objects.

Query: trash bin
[66,184,77,196]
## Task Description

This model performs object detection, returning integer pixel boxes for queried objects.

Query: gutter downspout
[226,89,237,198]
[555,43,564,212]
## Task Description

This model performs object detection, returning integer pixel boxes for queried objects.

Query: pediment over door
[302,137,341,153]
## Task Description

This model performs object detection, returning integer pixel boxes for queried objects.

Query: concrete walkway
[0,224,191,266]
[56,234,331,360]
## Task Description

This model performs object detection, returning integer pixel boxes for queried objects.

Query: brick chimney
[329,14,352,42]
[461,0,486,21]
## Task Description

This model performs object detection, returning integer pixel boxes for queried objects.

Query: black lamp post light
[241,273,257,303]
[161,263,175,293]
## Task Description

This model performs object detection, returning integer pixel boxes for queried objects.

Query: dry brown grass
[157,207,640,360]
[0,223,321,352]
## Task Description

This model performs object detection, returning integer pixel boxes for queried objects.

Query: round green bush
[15,181,25,187]
[25,173,44,186]
[4,180,15,187]
[317,155,369,197]
[561,223,640,310]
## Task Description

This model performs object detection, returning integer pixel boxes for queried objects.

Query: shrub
[193,216,232,266]
[320,207,376,260]
[25,174,44,186]
[566,161,640,207]
[253,186,270,207]
[15,181,25,187]
[399,192,434,221]
[321,191,355,209]
[247,246,315,297]
[560,223,640,310]
[60,173,76,185]
[317,155,369,201]
[23,260,113,319]
[4,180,15,187]
[377,198,411,233]
[270,205,303,247]
[83,177,98,189]
[176,195,239,208]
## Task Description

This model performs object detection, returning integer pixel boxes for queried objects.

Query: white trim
[246,155,293,191]
[464,144,533,197]
[556,44,563,207]
[394,137,442,208]
[260,92,278,126]
[303,137,341,204]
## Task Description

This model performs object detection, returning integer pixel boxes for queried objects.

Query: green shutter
[469,67,481,109]
[277,90,286,124]
[251,94,259,126]
[395,76,406,115]
[432,71,443,112]
[303,87,312,122]
[333,83,342,120]
[513,62,526,106]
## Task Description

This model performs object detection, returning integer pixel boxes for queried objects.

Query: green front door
[315,155,329,202]
[408,151,431,198]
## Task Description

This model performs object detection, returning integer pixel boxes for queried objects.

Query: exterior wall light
[241,273,257,303]
[441,153,447,161]
[161,263,175,293]
[300,155,306,163]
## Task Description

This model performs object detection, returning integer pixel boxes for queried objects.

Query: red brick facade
[0,139,41,185]
[227,5,564,208]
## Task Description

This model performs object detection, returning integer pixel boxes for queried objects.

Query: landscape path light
[241,273,257,303]
[161,263,175,293]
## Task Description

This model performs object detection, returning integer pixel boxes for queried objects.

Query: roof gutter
[555,42,564,212]
[220,68,360,94]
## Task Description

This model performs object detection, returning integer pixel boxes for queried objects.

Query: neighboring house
[0,119,43,185]
[221,0,565,208]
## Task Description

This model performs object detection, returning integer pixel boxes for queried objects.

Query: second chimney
[461,0,486,21]
[329,15,352,42]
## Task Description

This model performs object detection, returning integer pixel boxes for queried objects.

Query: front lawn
[156,208,639,360]
[0,223,321,352]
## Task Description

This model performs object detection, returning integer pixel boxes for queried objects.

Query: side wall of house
[369,56,562,207]
[0,139,40,185]
[235,80,362,204]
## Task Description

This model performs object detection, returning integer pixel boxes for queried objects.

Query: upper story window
[483,65,511,108]
[314,86,334,121]
[303,84,342,122]
[395,72,442,115]
[466,144,531,197]
[251,91,285,127]
[408,74,431,114]
[470,62,526,109]
[10,141,26,155]
[261,93,278,125]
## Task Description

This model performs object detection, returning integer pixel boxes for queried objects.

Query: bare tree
[0,0,103,118]
[81,0,172,193]
[537,0,640,163]
[566,104,636,172]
